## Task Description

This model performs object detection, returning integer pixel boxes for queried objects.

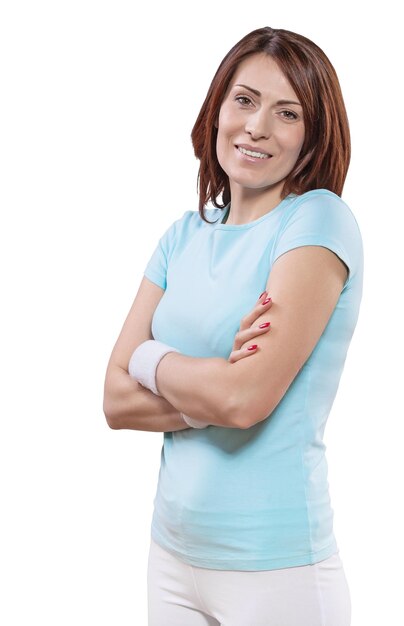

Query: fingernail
[262,297,272,305]
[259,322,270,328]
[259,291,267,299]
[247,344,258,350]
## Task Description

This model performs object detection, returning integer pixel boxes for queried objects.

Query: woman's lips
[235,145,273,162]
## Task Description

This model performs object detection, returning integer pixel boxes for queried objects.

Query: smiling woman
[103,25,361,626]
[214,53,306,224]
[191,27,350,227]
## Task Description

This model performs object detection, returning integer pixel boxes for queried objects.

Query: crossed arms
[103,245,347,431]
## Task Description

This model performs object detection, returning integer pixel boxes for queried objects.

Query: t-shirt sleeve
[143,211,188,290]
[271,191,363,288]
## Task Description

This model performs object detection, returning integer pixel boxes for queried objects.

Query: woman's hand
[228,291,273,364]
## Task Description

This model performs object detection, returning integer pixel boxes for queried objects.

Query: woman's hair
[191,26,351,223]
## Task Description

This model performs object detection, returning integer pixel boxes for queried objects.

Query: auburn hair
[191,26,351,224]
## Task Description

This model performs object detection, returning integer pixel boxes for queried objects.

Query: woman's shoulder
[161,208,217,245]
[290,188,349,209]
[285,188,361,232]
[273,188,364,287]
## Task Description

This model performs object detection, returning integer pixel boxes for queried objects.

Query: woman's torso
[143,189,364,570]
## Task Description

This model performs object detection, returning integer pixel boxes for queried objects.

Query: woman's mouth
[235,145,272,161]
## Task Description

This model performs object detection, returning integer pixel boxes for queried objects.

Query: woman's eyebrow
[234,83,302,107]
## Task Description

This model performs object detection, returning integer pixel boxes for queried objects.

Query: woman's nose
[245,109,273,140]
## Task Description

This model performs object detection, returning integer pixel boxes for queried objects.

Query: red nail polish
[259,291,267,299]
[262,297,272,305]
[259,322,270,328]
[247,344,258,350]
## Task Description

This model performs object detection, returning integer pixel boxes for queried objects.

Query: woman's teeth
[237,146,270,159]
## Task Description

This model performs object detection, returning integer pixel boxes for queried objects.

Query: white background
[1,1,402,624]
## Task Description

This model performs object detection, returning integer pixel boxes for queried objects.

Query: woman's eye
[235,96,252,106]
[280,110,298,120]
[234,97,298,120]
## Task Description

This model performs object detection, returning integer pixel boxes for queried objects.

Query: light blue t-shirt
[143,189,364,571]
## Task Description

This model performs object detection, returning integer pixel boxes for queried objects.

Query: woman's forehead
[226,55,298,101]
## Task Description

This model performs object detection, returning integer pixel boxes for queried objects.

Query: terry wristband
[128,339,180,396]
[128,340,210,428]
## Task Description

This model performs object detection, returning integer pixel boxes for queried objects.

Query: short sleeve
[143,211,188,290]
[271,190,363,288]
[143,238,169,290]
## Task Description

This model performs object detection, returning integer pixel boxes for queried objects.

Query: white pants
[147,536,351,626]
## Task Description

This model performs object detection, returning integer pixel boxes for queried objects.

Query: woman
[103,26,363,626]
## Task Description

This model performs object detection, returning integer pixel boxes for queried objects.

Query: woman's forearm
[155,352,235,427]
[103,365,190,432]
[128,294,275,429]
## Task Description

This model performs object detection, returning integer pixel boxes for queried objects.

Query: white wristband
[181,413,209,429]
[128,339,180,396]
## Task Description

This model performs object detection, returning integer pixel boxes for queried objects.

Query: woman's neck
[224,183,285,225]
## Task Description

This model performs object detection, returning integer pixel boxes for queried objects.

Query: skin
[215,52,305,225]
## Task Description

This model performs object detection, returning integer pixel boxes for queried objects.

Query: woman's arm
[103,276,189,432]
[153,294,274,428]
[104,276,273,431]
[155,353,234,427]
[104,364,189,432]
[156,246,348,430]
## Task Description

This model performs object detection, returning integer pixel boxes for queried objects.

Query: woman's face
[216,53,305,198]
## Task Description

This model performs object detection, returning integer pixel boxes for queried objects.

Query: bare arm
[104,276,273,431]
[103,363,189,432]
[154,353,234,427]
[224,246,348,428]
[154,294,274,427]
[156,246,348,430]
[103,276,189,432]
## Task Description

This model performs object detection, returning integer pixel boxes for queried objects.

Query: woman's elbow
[103,365,135,429]
[228,388,279,429]
[103,399,122,430]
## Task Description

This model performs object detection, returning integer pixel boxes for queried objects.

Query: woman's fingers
[228,345,262,363]
[238,292,273,332]
[231,321,271,352]
[232,291,273,351]
[228,322,271,363]
[228,292,273,363]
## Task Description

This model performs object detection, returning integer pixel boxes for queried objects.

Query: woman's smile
[235,144,273,162]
